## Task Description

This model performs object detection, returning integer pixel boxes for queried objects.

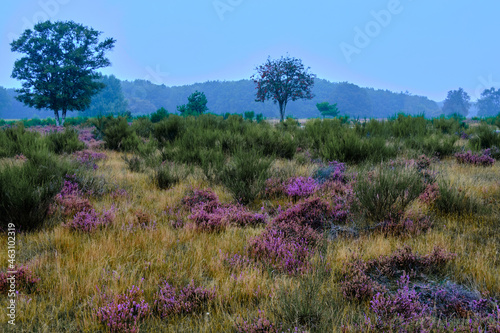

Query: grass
[1,121,499,332]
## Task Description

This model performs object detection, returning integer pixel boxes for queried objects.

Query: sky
[1,0,499,102]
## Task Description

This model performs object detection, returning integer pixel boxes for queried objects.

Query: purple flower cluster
[184,189,266,232]
[455,150,496,166]
[78,127,104,149]
[0,264,40,294]
[73,149,107,170]
[377,214,433,236]
[154,280,216,318]
[248,198,342,275]
[27,125,64,135]
[221,252,254,271]
[340,255,380,301]
[64,207,115,232]
[235,310,280,333]
[284,177,319,199]
[52,180,93,218]
[264,178,286,198]
[418,182,440,205]
[96,285,150,333]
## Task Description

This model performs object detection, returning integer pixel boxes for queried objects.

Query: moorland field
[1,112,500,332]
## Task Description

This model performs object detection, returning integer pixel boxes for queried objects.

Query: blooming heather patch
[96,285,150,333]
[313,160,347,184]
[0,265,40,294]
[284,177,319,199]
[51,180,93,218]
[247,227,314,275]
[264,177,286,198]
[418,182,440,205]
[181,188,219,209]
[376,215,433,237]
[235,310,281,333]
[64,207,115,232]
[455,150,495,166]
[340,255,380,301]
[73,149,107,170]
[272,197,347,232]
[154,280,216,318]
[79,127,104,149]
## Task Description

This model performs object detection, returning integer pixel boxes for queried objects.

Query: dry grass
[1,151,499,332]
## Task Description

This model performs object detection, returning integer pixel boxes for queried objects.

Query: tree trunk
[54,110,60,126]
[61,109,67,126]
[279,101,285,122]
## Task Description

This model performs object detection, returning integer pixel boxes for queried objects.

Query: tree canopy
[442,88,470,117]
[10,20,115,125]
[83,75,128,117]
[177,90,208,116]
[477,87,500,117]
[252,55,316,122]
[316,102,339,118]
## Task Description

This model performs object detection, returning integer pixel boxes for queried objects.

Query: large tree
[252,55,315,122]
[477,87,500,117]
[316,102,339,118]
[442,88,470,117]
[10,20,115,125]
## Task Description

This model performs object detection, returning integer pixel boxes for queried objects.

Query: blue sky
[1,0,499,101]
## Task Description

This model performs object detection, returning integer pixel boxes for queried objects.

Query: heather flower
[340,255,379,301]
[264,177,286,198]
[64,207,115,232]
[313,160,347,184]
[154,280,216,318]
[235,310,281,333]
[73,149,107,170]
[455,150,495,166]
[182,188,219,209]
[418,182,440,205]
[284,176,319,199]
[0,265,40,294]
[96,285,150,333]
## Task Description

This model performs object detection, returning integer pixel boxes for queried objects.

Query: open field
[1,114,500,332]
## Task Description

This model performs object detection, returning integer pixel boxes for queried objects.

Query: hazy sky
[1,0,499,101]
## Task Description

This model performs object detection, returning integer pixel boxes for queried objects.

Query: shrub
[103,116,140,151]
[313,160,347,184]
[0,124,46,158]
[469,124,500,149]
[96,286,150,333]
[0,265,40,294]
[0,151,74,230]
[433,180,483,215]
[340,255,378,301]
[284,177,319,200]
[152,162,184,190]
[154,280,215,318]
[51,180,93,217]
[122,154,143,172]
[153,115,185,144]
[455,150,495,166]
[45,128,85,154]
[218,148,272,204]
[181,188,219,209]
[150,107,169,123]
[131,117,154,138]
[354,166,426,223]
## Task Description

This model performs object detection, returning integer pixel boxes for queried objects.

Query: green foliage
[432,116,462,134]
[177,91,208,116]
[131,117,154,138]
[390,113,428,138]
[83,75,128,117]
[150,107,169,123]
[45,128,85,154]
[243,111,255,121]
[153,116,186,144]
[218,148,272,204]
[354,165,426,223]
[316,102,339,118]
[433,180,483,215]
[102,116,140,151]
[122,154,143,173]
[10,21,115,125]
[256,113,264,123]
[0,151,74,230]
[0,124,45,158]
[152,163,188,190]
[469,124,500,150]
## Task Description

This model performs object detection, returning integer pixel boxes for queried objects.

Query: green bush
[122,154,143,172]
[469,124,500,150]
[153,116,186,144]
[45,128,85,154]
[102,117,140,151]
[354,165,426,223]
[0,151,74,230]
[150,107,169,123]
[152,163,187,190]
[218,148,272,204]
[131,117,154,138]
[390,113,428,138]
[433,180,483,215]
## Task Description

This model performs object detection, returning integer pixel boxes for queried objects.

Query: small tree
[177,90,208,116]
[10,21,115,125]
[442,88,470,117]
[316,102,339,118]
[252,55,316,122]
